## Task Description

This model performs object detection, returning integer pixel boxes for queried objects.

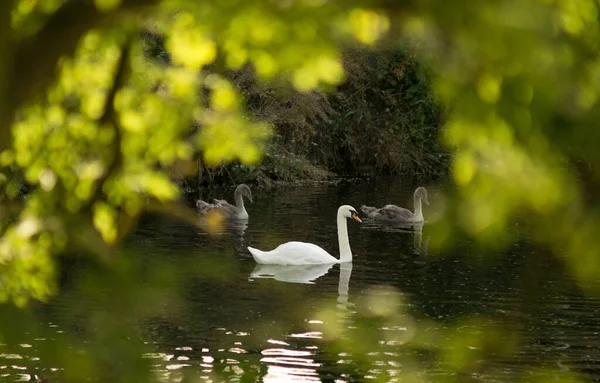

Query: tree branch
[87,40,132,209]
[0,0,14,148]
[2,0,160,150]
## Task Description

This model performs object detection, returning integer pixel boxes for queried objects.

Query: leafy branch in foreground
[0,0,390,304]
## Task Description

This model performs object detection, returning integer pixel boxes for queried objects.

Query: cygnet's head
[236,184,253,203]
[415,187,429,206]
[338,205,362,223]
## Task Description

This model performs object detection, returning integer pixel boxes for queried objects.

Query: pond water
[1,178,600,382]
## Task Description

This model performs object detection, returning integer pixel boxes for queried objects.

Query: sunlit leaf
[93,201,118,244]
[167,13,217,70]
[348,9,390,45]
[94,0,122,12]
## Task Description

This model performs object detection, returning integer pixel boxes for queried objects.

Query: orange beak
[351,212,362,223]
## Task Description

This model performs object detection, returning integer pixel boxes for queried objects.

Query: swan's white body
[249,242,340,265]
[248,205,361,265]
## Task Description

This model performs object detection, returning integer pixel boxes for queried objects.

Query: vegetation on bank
[142,32,448,189]
[312,46,448,175]
[188,44,448,188]
[236,45,448,173]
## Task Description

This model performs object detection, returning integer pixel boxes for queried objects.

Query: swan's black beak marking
[351,210,362,223]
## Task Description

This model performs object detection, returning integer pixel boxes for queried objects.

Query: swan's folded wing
[250,241,338,265]
[197,199,216,213]
[376,205,414,221]
[198,199,238,218]
[360,205,378,215]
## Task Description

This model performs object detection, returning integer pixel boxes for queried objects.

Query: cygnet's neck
[235,191,248,219]
[337,213,352,263]
[413,195,423,221]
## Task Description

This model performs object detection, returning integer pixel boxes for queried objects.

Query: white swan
[360,187,429,223]
[196,184,253,220]
[247,205,362,265]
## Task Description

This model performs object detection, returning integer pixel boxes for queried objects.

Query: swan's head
[236,184,253,203]
[339,205,362,223]
[415,187,429,206]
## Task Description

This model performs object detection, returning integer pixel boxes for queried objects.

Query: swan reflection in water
[249,262,354,299]
[251,263,335,284]
[229,220,249,253]
[412,222,430,256]
[337,262,352,304]
[252,262,355,382]
[196,211,250,253]
[361,220,430,256]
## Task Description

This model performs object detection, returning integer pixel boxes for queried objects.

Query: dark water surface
[2,179,600,382]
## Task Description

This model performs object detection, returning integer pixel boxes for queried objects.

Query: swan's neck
[235,191,245,209]
[234,191,248,218]
[337,214,352,263]
[413,195,423,221]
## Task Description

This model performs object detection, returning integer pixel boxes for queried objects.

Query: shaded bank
[227,44,448,179]
[143,34,448,190]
